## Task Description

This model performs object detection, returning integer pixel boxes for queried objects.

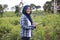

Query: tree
[15,5,21,16]
[0,4,3,17]
[3,4,8,9]
[43,1,52,13]
[30,4,36,10]
[3,4,8,12]
[35,6,41,10]
[0,4,8,17]
[43,0,60,13]
[57,0,60,13]
[57,0,60,5]
[30,4,41,10]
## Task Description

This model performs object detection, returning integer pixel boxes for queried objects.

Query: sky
[0,0,51,11]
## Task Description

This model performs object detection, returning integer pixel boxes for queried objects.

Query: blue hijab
[22,5,33,25]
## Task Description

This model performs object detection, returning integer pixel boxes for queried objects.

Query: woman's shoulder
[20,14,27,19]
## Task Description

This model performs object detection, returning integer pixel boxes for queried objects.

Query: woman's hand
[33,22,39,27]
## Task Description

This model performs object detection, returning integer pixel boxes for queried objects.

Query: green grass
[0,11,60,40]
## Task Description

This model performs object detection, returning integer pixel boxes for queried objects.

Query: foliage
[15,5,21,16]
[43,0,60,13]
[30,4,41,10]
[0,4,8,17]
[0,12,60,40]
[43,1,52,13]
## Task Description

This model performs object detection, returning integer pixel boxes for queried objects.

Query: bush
[0,17,20,40]
[0,12,60,40]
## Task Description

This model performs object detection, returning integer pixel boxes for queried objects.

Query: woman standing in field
[20,5,38,40]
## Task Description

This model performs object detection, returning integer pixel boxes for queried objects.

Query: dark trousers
[21,37,30,40]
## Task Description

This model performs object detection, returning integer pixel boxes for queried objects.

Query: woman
[20,5,38,40]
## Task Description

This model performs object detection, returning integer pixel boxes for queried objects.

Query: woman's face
[26,7,31,14]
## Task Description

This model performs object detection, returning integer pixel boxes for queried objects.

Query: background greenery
[0,11,60,40]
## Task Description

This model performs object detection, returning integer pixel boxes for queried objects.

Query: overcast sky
[0,0,51,10]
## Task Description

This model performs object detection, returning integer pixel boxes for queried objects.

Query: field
[0,11,60,40]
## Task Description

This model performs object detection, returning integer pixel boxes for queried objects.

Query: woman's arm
[20,17,35,30]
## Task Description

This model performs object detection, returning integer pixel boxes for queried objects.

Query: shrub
[0,12,60,40]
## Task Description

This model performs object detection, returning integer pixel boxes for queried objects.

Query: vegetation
[0,4,8,17]
[43,1,52,13]
[30,4,41,10]
[0,11,60,40]
[15,5,21,16]
[43,0,60,13]
[0,0,60,40]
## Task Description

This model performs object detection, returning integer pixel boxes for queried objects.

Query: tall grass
[0,11,60,40]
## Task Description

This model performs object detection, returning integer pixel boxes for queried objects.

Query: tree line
[0,3,41,17]
[43,0,60,13]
